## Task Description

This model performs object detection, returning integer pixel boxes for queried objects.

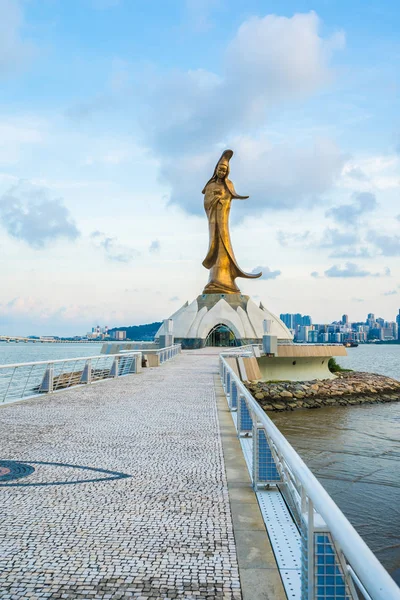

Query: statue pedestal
[155,294,292,349]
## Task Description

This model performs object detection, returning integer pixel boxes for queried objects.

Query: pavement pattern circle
[0,460,35,482]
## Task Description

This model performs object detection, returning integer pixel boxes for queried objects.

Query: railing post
[238,394,253,437]
[40,365,54,393]
[130,354,142,374]
[222,364,225,388]
[229,380,238,411]
[300,496,315,600]
[226,371,231,398]
[252,423,281,490]
[80,359,92,384]
[110,356,119,378]
[303,520,352,600]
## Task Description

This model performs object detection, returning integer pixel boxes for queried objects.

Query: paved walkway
[0,351,241,600]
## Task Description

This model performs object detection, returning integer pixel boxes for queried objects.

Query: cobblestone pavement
[0,350,241,600]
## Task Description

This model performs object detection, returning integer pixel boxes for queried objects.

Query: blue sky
[0,0,399,335]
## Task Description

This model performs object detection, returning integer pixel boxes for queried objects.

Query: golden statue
[202,149,262,294]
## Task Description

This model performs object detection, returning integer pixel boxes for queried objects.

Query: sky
[0,0,399,336]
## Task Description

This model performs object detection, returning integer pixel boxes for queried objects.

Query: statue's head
[202,149,248,200]
[216,159,229,180]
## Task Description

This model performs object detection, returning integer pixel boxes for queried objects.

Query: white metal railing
[101,340,158,354]
[0,352,142,404]
[219,351,400,600]
[139,343,182,365]
[230,344,256,353]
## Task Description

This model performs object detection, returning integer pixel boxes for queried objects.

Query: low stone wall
[245,371,400,411]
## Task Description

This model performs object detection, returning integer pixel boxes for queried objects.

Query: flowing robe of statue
[202,150,262,294]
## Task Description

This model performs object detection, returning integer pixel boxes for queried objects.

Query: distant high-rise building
[280,314,293,329]
[342,314,349,325]
[396,310,400,340]
[308,330,319,343]
[280,313,312,329]
[293,313,302,330]
[297,326,309,342]
[112,330,127,341]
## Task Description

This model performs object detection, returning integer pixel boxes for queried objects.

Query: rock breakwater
[245,372,400,411]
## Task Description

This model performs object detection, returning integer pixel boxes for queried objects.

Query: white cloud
[90,231,139,263]
[341,156,400,191]
[324,262,390,278]
[225,12,345,109]
[319,228,359,247]
[251,266,281,280]
[0,296,130,337]
[368,231,400,256]
[326,192,377,224]
[137,12,345,217]
[277,231,311,247]
[0,181,79,248]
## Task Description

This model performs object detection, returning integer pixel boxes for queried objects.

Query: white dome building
[155,293,293,349]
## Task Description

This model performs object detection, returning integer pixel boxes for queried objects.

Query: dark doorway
[205,324,238,347]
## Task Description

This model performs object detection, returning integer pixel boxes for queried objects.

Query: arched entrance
[205,324,238,347]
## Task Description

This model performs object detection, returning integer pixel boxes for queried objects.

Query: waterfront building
[112,330,127,341]
[280,313,294,329]
[296,325,310,342]
[308,329,319,343]
[280,313,312,329]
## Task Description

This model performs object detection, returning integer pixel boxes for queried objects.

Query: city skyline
[280,310,400,343]
[2,307,400,340]
[1,1,400,336]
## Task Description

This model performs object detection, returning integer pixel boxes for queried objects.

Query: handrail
[0,353,136,370]
[113,343,182,366]
[0,352,142,404]
[220,351,400,600]
[140,343,182,355]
